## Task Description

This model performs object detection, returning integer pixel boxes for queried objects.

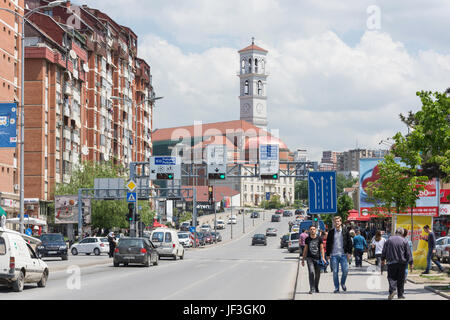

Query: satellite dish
[82,146,89,156]
[83,63,89,73]
[104,154,110,161]
[69,50,77,60]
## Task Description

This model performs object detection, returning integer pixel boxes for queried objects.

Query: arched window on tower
[261,60,265,73]
[241,60,245,74]
[248,58,252,73]
[257,81,262,95]
[255,59,258,73]
[244,80,249,95]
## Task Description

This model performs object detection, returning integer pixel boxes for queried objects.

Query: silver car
[436,236,450,263]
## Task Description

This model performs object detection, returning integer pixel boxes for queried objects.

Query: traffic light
[156,173,173,180]
[127,203,134,222]
[260,173,279,180]
[208,186,213,204]
[208,173,226,179]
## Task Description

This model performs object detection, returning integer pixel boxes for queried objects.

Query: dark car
[252,234,267,246]
[113,237,158,267]
[251,212,260,218]
[210,231,222,242]
[295,209,305,215]
[280,234,289,248]
[271,214,281,222]
[203,231,213,244]
[37,233,68,260]
[195,232,206,246]
[283,211,293,217]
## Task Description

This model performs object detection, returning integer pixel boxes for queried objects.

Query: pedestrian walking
[320,231,329,273]
[301,225,326,294]
[299,229,308,256]
[353,230,368,267]
[381,228,413,300]
[326,216,353,293]
[108,232,117,258]
[402,228,414,285]
[371,231,386,273]
[421,225,444,274]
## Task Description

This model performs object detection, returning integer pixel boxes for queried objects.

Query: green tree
[337,174,358,195]
[321,194,353,228]
[294,180,308,201]
[393,90,450,182]
[365,154,428,217]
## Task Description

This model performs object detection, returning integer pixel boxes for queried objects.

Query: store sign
[359,158,439,217]
[397,216,432,269]
[439,204,450,216]
[0,103,17,148]
[440,189,450,203]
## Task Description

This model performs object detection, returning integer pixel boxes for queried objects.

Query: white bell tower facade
[238,38,268,130]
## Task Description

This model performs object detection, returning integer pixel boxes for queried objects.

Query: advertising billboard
[359,158,439,218]
[0,103,17,148]
[54,195,91,224]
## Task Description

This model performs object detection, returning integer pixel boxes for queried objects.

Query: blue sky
[77,0,450,161]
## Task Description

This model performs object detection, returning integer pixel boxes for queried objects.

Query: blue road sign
[127,192,137,203]
[0,103,17,148]
[154,156,177,165]
[308,171,337,214]
[189,226,196,233]
[266,192,271,201]
[259,145,279,160]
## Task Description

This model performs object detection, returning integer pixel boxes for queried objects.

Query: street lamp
[0,0,65,234]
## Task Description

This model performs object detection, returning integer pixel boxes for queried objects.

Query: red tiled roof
[238,44,268,53]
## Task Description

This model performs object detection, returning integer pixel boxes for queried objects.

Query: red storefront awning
[347,209,371,222]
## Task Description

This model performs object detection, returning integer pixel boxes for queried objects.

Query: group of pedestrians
[300,216,445,300]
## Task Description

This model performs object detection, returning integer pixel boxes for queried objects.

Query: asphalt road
[0,212,299,300]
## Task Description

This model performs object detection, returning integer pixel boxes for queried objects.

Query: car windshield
[40,234,64,242]
[283,235,289,240]
[254,234,264,238]
[290,233,299,240]
[118,239,143,248]
[151,232,164,242]
[178,233,189,239]
[100,238,109,243]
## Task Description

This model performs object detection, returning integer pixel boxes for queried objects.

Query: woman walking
[301,225,326,294]
[371,231,386,273]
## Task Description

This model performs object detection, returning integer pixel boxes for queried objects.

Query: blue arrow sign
[266,192,271,201]
[127,192,137,203]
[190,226,196,233]
[308,171,337,214]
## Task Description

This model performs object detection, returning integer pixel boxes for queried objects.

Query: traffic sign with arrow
[308,171,337,214]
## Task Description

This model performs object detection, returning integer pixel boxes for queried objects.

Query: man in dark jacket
[381,228,413,300]
[326,216,353,293]
[422,225,444,274]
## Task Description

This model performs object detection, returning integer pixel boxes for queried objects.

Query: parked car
[266,228,278,237]
[252,234,267,246]
[436,236,450,263]
[202,231,213,244]
[251,212,260,218]
[37,233,68,260]
[113,237,158,267]
[287,232,300,253]
[200,224,212,232]
[280,234,289,248]
[195,232,206,246]
[177,232,193,247]
[180,221,191,232]
[275,209,284,215]
[271,214,281,222]
[228,216,237,224]
[150,228,185,260]
[0,227,49,292]
[283,211,293,217]
[215,220,226,230]
[210,231,222,242]
[70,237,109,256]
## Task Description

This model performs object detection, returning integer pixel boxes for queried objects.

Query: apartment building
[17,1,154,220]
[0,0,24,217]
[321,150,341,171]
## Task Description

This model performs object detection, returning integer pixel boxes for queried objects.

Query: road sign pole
[193,186,198,247]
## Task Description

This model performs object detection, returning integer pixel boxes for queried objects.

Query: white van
[150,228,185,260]
[0,227,49,292]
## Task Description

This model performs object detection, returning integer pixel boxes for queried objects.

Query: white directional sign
[150,156,181,180]
[259,144,279,175]
[206,145,227,179]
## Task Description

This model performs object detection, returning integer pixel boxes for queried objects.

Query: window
[248,58,252,73]
[56,159,60,171]
[244,80,249,95]
[257,81,262,95]
[164,233,172,243]
[0,237,6,255]
[151,232,164,242]
[255,59,258,73]
[241,60,245,73]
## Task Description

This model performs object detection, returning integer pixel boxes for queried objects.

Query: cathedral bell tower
[238,38,268,130]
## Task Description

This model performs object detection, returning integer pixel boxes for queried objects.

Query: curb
[424,286,450,300]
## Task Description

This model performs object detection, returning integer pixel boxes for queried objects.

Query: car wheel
[12,271,25,292]
[144,255,150,267]
[180,251,184,260]
[86,253,91,256]
[173,253,178,261]
[71,248,78,256]
[37,270,48,288]
[124,263,129,267]
[153,255,159,266]
[94,248,100,256]
[113,260,120,267]
[62,254,68,261]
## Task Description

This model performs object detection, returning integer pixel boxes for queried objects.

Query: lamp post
[0,0,65,234]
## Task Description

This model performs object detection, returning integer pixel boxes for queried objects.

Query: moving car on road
[70,237,109,256]
[0,227,49,292]
[200,224,212,232]
[271,214,281,222]
[252,234,267,246]
[113,237,158,267]
[37,233,68,260]
[210,231,222,242]
[280,234,289,248]
[266,228,278,237]
[150,228,185,260]
[177,232,193,247]
[202,231,213,244]
[180,221,191,232]
[283,211,293,217]
[251,212,260,218]
[228,216,237,224]
[195,232,206,246]
[275,209,284,215]
[215,219,225,230]
[287,232,300,253]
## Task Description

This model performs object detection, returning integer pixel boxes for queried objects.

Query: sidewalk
[294,259,448,300]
